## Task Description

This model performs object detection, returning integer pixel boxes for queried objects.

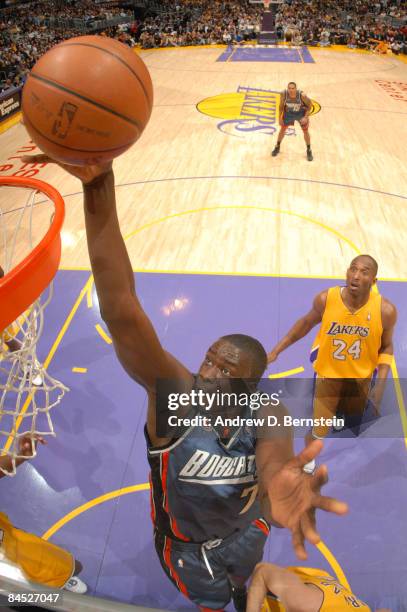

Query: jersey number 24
[332,339,361,360]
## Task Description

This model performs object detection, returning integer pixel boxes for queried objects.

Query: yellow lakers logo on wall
[197,86,321,138]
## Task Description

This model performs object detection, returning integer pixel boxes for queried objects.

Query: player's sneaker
[9,359,44,387]
[333,412,345,432]
[231,585,247,612]
[32,360,44,387]
[63,576,87,594]
[303,459,316,474]
[307,148,313,161]
[271,144,280,157]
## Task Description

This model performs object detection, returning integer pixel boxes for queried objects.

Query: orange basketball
[22,36,153,165]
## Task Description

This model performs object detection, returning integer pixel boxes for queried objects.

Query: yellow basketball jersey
[0,512,74,588]
[313,286,382,378]
[1,323,18,344]
[262,567,371,611]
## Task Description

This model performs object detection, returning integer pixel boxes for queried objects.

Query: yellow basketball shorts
[0,512,74,588]
[312,376,372,438]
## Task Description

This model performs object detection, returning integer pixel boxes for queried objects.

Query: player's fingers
[314,494,349,515]
[21,154,53,164]
[289,439,324,469]
[22,441,34,455]
[311,464,328,490]
[292,525,307,560]
[300,512,320,545]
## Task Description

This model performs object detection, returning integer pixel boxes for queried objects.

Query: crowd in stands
[276,0,407,54]
[1,0,406,95]
[0,0,134,93]
[138,1,262,48]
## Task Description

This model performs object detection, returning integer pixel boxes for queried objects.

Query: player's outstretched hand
[266,439,348,559]
[21,154,112,185]
[18,434,46,457]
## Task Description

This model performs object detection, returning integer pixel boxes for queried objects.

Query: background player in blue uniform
[23,153,348,611]
[271,82,314,161]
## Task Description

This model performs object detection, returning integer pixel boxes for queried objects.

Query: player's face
[287,83,297,97]
[198,340,252,381]
[346,258,376,296]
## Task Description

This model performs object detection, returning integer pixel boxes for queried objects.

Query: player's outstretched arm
[82,170,192,390]
[21,155,192,394]
[267,291,327,363]
[0,436,45,478]
[247,563,322,612]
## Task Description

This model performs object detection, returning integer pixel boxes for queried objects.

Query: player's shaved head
[288,81,297,88]
[220,334,267,380]
[350,255,378,276]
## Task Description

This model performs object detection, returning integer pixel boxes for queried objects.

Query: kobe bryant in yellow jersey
[267,255,397,469]
[247,562,390,612]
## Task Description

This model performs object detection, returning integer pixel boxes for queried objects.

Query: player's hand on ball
[266,439,348,559]
[21,154,112,185]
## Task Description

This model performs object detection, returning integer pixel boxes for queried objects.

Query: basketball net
[0,178,67,476]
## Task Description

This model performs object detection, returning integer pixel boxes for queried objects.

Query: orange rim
[0,176,65,331]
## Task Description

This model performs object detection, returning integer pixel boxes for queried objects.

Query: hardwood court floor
[1,46,407,611]
[0,46,406,279]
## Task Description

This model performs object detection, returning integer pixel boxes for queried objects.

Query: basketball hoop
[0,176,68,475]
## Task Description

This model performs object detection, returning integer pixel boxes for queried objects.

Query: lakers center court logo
[197,86,321,138]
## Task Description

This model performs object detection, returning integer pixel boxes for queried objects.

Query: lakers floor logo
[197,86,321,138]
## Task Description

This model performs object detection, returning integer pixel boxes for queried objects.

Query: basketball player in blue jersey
[23,154,348,612]
[271,82,313,161]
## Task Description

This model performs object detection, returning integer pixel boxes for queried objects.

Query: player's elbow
[99,294,137,323]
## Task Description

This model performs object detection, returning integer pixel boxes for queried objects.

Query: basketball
[21,36,153,165]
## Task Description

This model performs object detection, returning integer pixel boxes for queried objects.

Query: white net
[0,182,68,476]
